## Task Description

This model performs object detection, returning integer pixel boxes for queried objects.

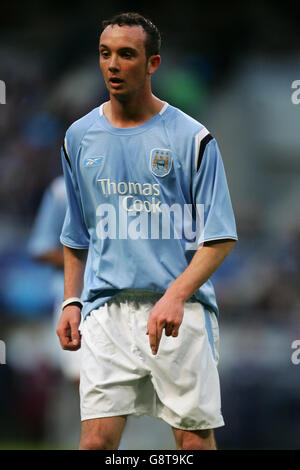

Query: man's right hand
[56,305,82,351]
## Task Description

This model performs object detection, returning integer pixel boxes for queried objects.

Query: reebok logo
[84,156,104,167]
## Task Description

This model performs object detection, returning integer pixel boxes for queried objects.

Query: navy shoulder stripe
[62,141,72,171]
[196,133,213,172]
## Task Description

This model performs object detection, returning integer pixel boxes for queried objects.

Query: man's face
[99,24,151,100]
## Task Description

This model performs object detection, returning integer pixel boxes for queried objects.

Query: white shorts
[79,291,224,430]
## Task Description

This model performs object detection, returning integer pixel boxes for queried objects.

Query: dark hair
[102,12,161,59]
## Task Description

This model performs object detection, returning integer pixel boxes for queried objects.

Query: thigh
[172,427,217,450]
[79,416,127,450]
[80,306,155,420]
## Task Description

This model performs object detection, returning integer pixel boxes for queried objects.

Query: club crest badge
[150,148,172,177]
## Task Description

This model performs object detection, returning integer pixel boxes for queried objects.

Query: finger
[171,325,180,337]
[154,322,164,355]
[164,324,173,337]
[63,341,81,351]
[61,329,81,351]
[57,324,79,350]
[56,324,70,348]
[70,320,81,347]
[148,322,157,355]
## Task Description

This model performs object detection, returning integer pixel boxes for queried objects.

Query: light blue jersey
[28,175,66,301]
[29,176,67,257]
[60,102,237,320]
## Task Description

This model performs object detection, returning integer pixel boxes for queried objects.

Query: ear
[147,55,161,75]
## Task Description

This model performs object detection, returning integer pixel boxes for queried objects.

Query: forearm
[63,245,88,299]
[147,239,235,354]
[167,240,236,302]
[56,245,87,351]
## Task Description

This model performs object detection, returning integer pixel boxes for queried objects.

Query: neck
[104,88,165,128]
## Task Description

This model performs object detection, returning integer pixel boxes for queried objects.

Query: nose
[108,53,120,72]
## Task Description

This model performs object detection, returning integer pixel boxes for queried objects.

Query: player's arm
[56,245,88,351]
[148,134,237,355]
[28,178,66,270]
[34,250,64,269]
[58,133,90,351]
[147,239,235,355]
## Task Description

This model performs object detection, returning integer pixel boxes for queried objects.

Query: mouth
[109,77,124,87]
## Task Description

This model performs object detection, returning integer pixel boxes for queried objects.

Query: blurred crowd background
[1,0,300,449]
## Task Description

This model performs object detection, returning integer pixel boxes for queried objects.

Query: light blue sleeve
[60,145,90,249]
[28,182,66,256]
[192,138,238,243]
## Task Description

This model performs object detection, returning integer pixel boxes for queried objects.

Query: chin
[110,90,131,102]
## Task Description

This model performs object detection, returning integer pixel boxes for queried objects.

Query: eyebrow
[99,44,137,53]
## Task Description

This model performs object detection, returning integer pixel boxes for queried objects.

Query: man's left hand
[146,293,184,355]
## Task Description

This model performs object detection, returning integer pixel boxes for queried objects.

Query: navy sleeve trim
[62,141,72,171]
[196,134,213,172]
